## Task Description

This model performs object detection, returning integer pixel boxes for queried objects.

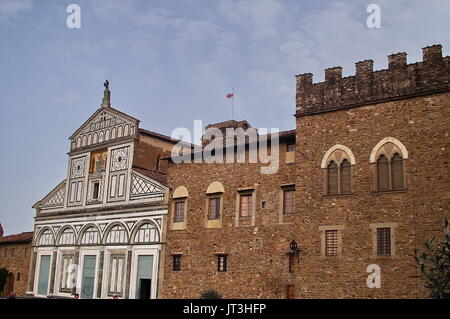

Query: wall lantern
[289,240,301,262]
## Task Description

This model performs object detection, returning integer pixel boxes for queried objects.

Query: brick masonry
[0,234,33,297]
[161,45,450,299]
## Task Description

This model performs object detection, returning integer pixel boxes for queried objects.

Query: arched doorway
[5,272,14,296]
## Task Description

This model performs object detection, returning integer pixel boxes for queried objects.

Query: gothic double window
[322,145,355,196]
[371,138,407,192]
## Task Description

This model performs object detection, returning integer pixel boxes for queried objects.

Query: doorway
[139,279,151,299]
[81,255,96,299]
[5,272,14,296]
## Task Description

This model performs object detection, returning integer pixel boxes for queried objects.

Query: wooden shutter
[327,161,338,195]
[391,153,404,190]
[283,189,295,214]
[340,159,351,194]
[377,155,389,191]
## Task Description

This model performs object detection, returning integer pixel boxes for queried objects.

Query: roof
[163,129,296,161]
[138,128,181,144]
[0,232,33,245]
[132,167,168,186]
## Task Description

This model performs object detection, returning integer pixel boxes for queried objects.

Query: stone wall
[0,242,32,296]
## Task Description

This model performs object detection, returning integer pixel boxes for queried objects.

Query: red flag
[226,93,234,99]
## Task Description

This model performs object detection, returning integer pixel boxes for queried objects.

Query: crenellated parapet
[296,45,450,116]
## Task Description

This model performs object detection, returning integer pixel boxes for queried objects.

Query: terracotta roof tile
[0,232,33,244]
[132,167,168,186]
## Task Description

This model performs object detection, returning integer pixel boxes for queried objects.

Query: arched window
[79,226,100,245]
[105,224,128,245]
[133,222,160,244]
[58,227,76,246]
[37,228,54,246]
[321,145,355,196]
[371,138,407,192]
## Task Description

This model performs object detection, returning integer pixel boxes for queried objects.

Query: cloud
[0,0,32,24]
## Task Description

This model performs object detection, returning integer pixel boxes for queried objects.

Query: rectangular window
[377,228,391,256]
[173,255,182,271]
[208,198,221,220]
[59,254,74,292]
[217,254,228,272]
[325,230,338,256]
[17,273,21,281]
[108,255,125,297]
[174,201,185,222]
[283,188,295,215]
[239,194,253,217]
[92,182,100,200]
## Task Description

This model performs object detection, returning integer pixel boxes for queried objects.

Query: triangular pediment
[34,180,66,209]
[70,107,140,151]
[130,169,167,199]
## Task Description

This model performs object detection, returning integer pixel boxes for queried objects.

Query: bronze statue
[104,80,109,90]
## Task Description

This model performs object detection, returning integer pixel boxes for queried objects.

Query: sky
[0,0,449,235]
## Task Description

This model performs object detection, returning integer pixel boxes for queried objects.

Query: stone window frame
[319,225,345,259]
[235,188,256,227]
[172,254,182,272]
[369,222,398,259]
[205,182,225,229]
[278,184,296,224]
[171,186,189,231]
[216,254,228,272]
[370,137,408,193]
[321,145,356,197]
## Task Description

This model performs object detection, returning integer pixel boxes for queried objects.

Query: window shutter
[340,159,351,194]
[391,153,404,190]
[327,161,338,195]
[377,155,389,191]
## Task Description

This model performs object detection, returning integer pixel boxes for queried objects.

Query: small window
[283,188,295,215]
[17,273,21,281]
[92,182,100,200]
[217,254,228,272]
[286,142,295,152]
[173,255,182,271]
[325,230,338,256]
[239,194,253,217]
[174,201,185,222]
[208,198,221,220]
[261,201,266,209]
[377,228,391,256]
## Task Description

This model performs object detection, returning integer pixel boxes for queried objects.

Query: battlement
[296,45,450,116]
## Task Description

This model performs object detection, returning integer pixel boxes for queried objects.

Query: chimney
[388,52,407,69]
[0,223,3,237]
[422,45,442,65]
[325,67,342,84]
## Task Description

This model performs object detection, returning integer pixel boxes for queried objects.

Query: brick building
[161,45,450,298]
[0,224,33,297]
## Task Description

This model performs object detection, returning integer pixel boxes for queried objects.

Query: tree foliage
[0,268,8,294]
[200,289,222,299]
[413,218,450,299]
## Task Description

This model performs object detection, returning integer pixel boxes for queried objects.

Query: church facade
[27,84,180,299]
